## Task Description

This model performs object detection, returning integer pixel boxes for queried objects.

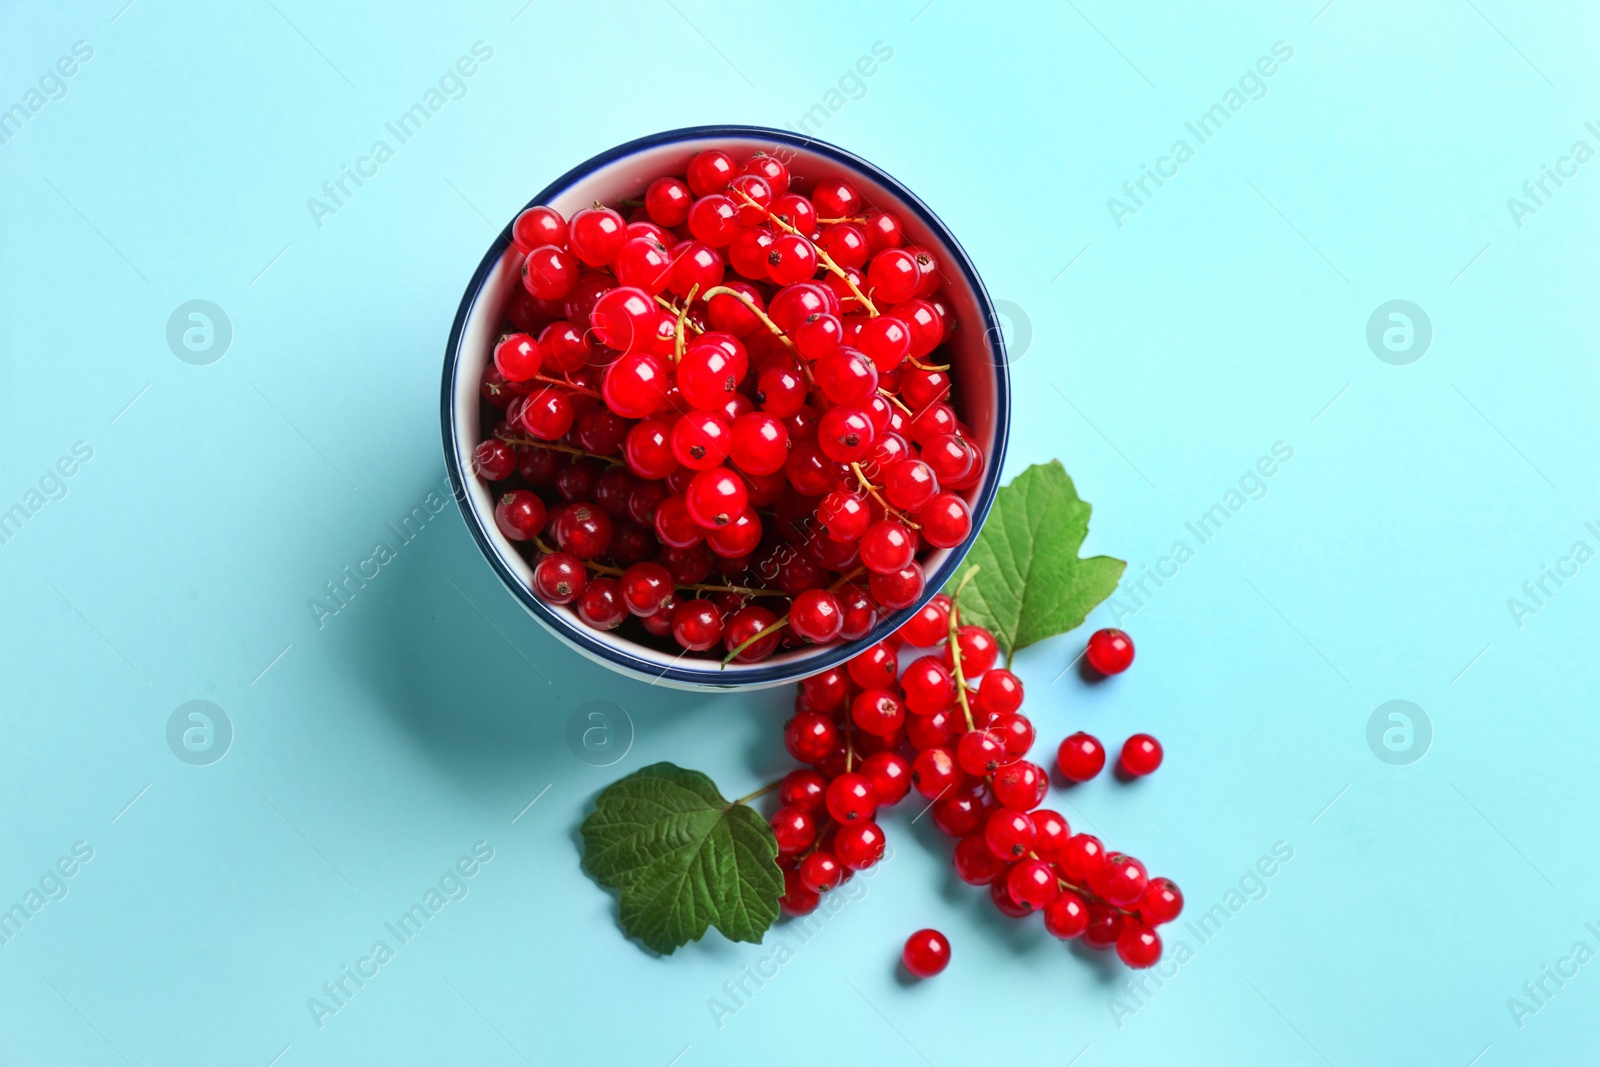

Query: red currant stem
[652,294,704,335]
[719,614,790,667]
[947,565,982,732]
[531,373,603,399]
[844,717,857,773]
[907,358,950,372]
[798,813,836,859]
[849,463,922,530]
[618,197,645,208]
[727,189,880,317]
[672,283,700,363]
[878,389,914,416]
[815,216,869,225]
[827,566,867,591]
[729,779,783,807]
[1047,865,1139,918]
[701,285,795,351]
[493,433,626,467]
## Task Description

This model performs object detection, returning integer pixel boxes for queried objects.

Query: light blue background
[2,1,1596,1063]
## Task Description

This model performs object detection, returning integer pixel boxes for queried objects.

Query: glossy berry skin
[897,593,950,647]
[948,625,999,677]
[494,490,546,541]
[685,466,747,529]
[670,599,723,652]
[567,206,626,267]
[1030,809,1072,865]
[511,205,566,253]
[1139,878,1184,925]
[1085,628,1135,674]
[619,562,673,617]
[798,668,849,714]
[473,439,516,481]
[799,851,842,893]
[989,878,1032,919]
[850,688,906,738]
[901,656,955,715]
[825,773,879,824]
[986,712,1035,761]
[1043,890,1090,939]
[847,642,898,689]
[860,751,912,805]
[984,808,1037,861]
[916,493,972,549]
[902,929,951,978]
[834,821,886,870]
[533,552,586,605]
[1095,853,1150,908]
[778,769,828,813]
[991,760,1047,811]
[575,577,626,630]
[859,520,915,574]
[953,833,1005,885]
[494,332,542,381]
[1057,732,1107,782]
[1116,923,1162,968]
[724,605,780,662]
[784,712,838,764]
[1120,733,1163,776]
[957,729,1010,777]
[973,669,1024,718]
[1059,833,1107,885]
[1005,859,1060,912]
[931,784,989,838]
[910,747,963,799]
[789,589,843,644]
[1081,902,1123,950]
[770,806,817,854]
[644,176,692,226]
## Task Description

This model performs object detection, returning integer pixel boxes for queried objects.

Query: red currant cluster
[471,148,985,661]
[771,589,1181,971]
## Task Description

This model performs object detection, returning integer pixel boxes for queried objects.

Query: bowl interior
[448,129,1006,685]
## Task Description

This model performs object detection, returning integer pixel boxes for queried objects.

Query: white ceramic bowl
[442,126,1010,690]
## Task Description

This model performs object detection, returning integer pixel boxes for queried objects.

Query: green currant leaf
[944,460,1126,663]
[580,762,783,955]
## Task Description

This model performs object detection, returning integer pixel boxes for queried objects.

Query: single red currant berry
[653,494,704,549]
[670,598,723,652]
[671,410,731,470]
[953,833,1005,885]
[494,332,542,382]
[883,459,938,511]
[859,751,912,806]
[601,351,669,418]
[687,194,740,246]
[867,248,921,304]
[1057,732,1106,782]
[868,563,924,611]
[859,314,912,371]
[1094,853,1150,908]
[1082,901,1124,950]
[1059,833,1107,885]
[728,412,788,476]
[1043,890,1090,939]
[644,176,693,226]
[728,226,775,280]
[910,747,963,799]
[834,820,885,870]
[1138,877,1184,925]
[825,773,878,824]
[931,786,988,838]
[511,205,566,253]
[816,406,877,464]
[532,552,587,605]
[553,503,612,560]
[948,625,999,677]
[783,711,838,764]
[817,223,869,269]
[494,490,546,541]
[522,244,579,300]
[847,641,898,689]
[798,668,850,714]
[684,466,747,529]
[896,593,951,647]
[686,149,737,196]
[567,206,626,266]
[619,562,674,617]
[669,240,725,297]
[859,520,914,575]
[957,728,1011,777]
[590,286,657,351]
[817,490,869,542]
[984,808,1037,860]
[778,768,828,812]
[850,688,906,738]
[812,177,861,219]
[1116,923,1163,968]
[624,418,680,480]
[779,867,820,916]
[789,588,843,644]
[725,605,781,662]
[991,760,1047,811]
[861,208,903,253]
[767,232,818,285]
[916,493,972,550]
[814,349,878,406]
[1085,627,1135,674]
[906,707,959,750]
[473,438,516,481]
[770,805,817,854]
[794,312,843,361]
[1005,858,1060,912]
[973,669,1024,718]
[1030,809,1072,865]
[901,656,955,715]
[902,929,951,978]
[575,576,626,630]
[799,851,842,893]
[1120,733,1163,776]
[985,711,1035,761]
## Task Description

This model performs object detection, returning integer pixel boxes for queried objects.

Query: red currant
[1138,877,1184,925]
[834,820,885,870]
[1085,628,1135,674]
[1057,732,1106,782]
[1043,890,1090,939]
[1120,733,1163,777]
[901,929,951,978]
[1116,923,1162,968]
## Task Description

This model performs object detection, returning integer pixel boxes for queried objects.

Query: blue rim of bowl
[441,124,1010,687]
